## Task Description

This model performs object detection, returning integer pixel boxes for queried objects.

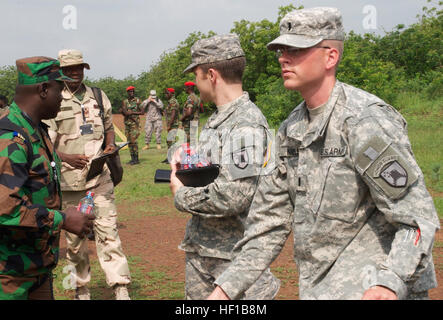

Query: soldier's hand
[62,207,96,238]
[103,144,116,154]
[207,286,231,300]
[169,148,184,196]
[361,286,398,300]
[62,153,89,169]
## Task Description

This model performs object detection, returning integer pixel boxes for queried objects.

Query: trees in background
[0,2,441,124]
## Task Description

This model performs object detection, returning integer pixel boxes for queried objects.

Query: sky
[1,0,429,79]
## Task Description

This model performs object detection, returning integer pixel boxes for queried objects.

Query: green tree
[85,76,137,113]
[137,31,216,110]
[376,0,442,77]
[0,66,17,104]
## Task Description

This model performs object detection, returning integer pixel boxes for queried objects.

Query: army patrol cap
[150,90,157,98]
[58,49,91,69]
[183,34,245,73]
[267,7,345,50]
[16,56,73,85]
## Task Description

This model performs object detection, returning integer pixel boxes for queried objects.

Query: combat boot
[114,284,130,300]
[142,144,149,150]
[131,153,140,165]
[75,286,90,300]
[156,144,162,150]
[127,152,135,165]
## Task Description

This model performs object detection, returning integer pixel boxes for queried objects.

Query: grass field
[52,92,442,300]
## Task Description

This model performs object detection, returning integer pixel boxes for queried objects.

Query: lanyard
[37,126,61,198]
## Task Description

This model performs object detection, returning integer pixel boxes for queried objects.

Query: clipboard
[86,142,129,181]
[154,165,220,186]
[154,169,172,183]
[175,165,219,187]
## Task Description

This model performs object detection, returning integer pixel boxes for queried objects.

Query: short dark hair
[199,56,246,84]
[0,95,8,105]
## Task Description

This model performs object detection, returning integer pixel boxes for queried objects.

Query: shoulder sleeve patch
[355,136,418,200]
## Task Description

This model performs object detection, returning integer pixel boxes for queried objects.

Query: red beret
[184,81,196,87]
[126,86,135,91]
[166,88,175,93]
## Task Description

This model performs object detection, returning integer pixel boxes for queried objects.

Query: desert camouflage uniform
[175,92,280,300]
[215,81,440,300]
[123,96,142,155]
[45,85,131,290]
[182,92,200,144]
[165,96,180,149]
[0,103,64,300]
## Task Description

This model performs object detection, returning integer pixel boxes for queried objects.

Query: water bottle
[180,144,192,170]
[77,191,95,215]
[180,143,211,170]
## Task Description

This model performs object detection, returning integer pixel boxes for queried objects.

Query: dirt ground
[58,115,442,300]
[59,205,443,300]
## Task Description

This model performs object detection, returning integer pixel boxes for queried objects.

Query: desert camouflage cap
[267,7,345,50]
[16,56,73,85]
[58,49,90,69]
[183,34,245,73]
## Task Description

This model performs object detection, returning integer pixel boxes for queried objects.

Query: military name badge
[320,146,347,157]
[80,123,93,135]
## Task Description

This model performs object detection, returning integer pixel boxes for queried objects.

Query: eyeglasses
[275,46,331,58]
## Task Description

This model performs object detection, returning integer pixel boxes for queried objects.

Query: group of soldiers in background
[0,49,203,300]
[121,82,202,165]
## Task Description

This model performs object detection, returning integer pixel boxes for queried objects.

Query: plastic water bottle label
[77,203,93,214]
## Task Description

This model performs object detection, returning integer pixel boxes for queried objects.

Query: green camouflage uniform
[123,97,141,155]
[0,103,64,300]
[0,56,71,300]
[182,92,200,143]
[165,96,180,148]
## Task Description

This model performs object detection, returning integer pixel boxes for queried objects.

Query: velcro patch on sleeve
[356,136,418,200]
[227,146,260,180]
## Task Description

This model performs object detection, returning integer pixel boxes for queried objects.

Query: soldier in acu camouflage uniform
[210,8,440,300]
[45,49,131,300]
[122,86,143,165]
[169,34,280,300]
[0,57,94,300]
[181,82,201,144]
[141,89,164,151]
[164,88,180,150]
